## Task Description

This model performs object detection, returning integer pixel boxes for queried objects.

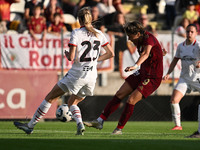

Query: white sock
[28,100,51,128]
[171,103,181,127]
[198,104,200,133]
[97,117,104,124]
[70,105,82,125]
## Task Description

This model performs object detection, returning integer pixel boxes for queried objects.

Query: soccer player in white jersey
[13,7,114,135]
[163,24,200,138]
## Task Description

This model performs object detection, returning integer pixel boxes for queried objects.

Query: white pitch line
[4,129,188,135]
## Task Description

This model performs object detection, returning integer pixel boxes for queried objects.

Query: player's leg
[170,78,187,130]
[14,84,65,134]
[198,104,200,134]
[170,89,184,130]
[84,73,140,129]
[100,81,133,120]
[112,77,162,134]
[68,94,85,135]
[186,104,200,138]
[112,89,142,135]
[84,81,133,129]
[29,84,65,127]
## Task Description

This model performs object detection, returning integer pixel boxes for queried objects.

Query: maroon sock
[100,95,122,120]
[117,103,135,129]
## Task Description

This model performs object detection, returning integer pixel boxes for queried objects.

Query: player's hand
[64,50,70,59]
[163,74,170,81]
[33,36,39,42]
[196,61,200,68]
[162,48,167,56]
[124,66,135,72]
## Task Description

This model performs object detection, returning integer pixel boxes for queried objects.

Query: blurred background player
[13,7,114,136]
[175,18,190,38]
[163,24,200,131]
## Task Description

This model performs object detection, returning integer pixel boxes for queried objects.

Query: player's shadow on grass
[1,139,200,150]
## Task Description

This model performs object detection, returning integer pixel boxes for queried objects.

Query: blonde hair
[78,7,98,37]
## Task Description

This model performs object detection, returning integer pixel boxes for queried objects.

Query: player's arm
[163,57,179,80]
[42,29,47,41]
[98,44,114,62]
[65,45,76,61]
[125,44,152,72]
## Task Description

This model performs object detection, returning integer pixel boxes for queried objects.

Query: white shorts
[175,77,200,95]
[57,74,96,98]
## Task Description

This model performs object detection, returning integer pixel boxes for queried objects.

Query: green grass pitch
[0,121,200,150]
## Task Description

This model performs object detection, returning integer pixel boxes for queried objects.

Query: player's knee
[115,90,125,99]
[127,98,137,105]
[170,99,178,104]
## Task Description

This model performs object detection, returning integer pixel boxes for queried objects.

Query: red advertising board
[0,70,58,119]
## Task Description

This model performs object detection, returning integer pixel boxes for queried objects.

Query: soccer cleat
[112,128,122,135]
[13,121,33,134]
[76,122,85,135]
[83,120,103,130]
[171,126,182,130]
[186,131,200,138]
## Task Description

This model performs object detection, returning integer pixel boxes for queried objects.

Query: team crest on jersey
[142,79,150,85]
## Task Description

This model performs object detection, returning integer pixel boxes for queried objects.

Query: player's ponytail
[78,7,98,37]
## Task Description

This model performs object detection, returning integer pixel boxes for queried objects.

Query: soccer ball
[56,104,72,122]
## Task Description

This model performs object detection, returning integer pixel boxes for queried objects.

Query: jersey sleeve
[68,30,77,47]
[100,32,109,47]
[175,44,181,58]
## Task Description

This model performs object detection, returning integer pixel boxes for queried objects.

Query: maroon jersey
[28,16,47,34]
[137,31,163,78]
[49,22,64,32]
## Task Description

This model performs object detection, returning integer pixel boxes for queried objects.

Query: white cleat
[112,128,122,135]
[76,122,85,135]
[83,120,103,130]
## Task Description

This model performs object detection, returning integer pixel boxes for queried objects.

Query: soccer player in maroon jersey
[84,21,164,134]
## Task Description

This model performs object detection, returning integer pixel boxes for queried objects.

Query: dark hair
[33,5,41,10]
[186,24,197,31]
[54,13,61,18]
[124,21,145,35]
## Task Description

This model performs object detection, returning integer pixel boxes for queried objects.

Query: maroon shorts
[125,72,162,98]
